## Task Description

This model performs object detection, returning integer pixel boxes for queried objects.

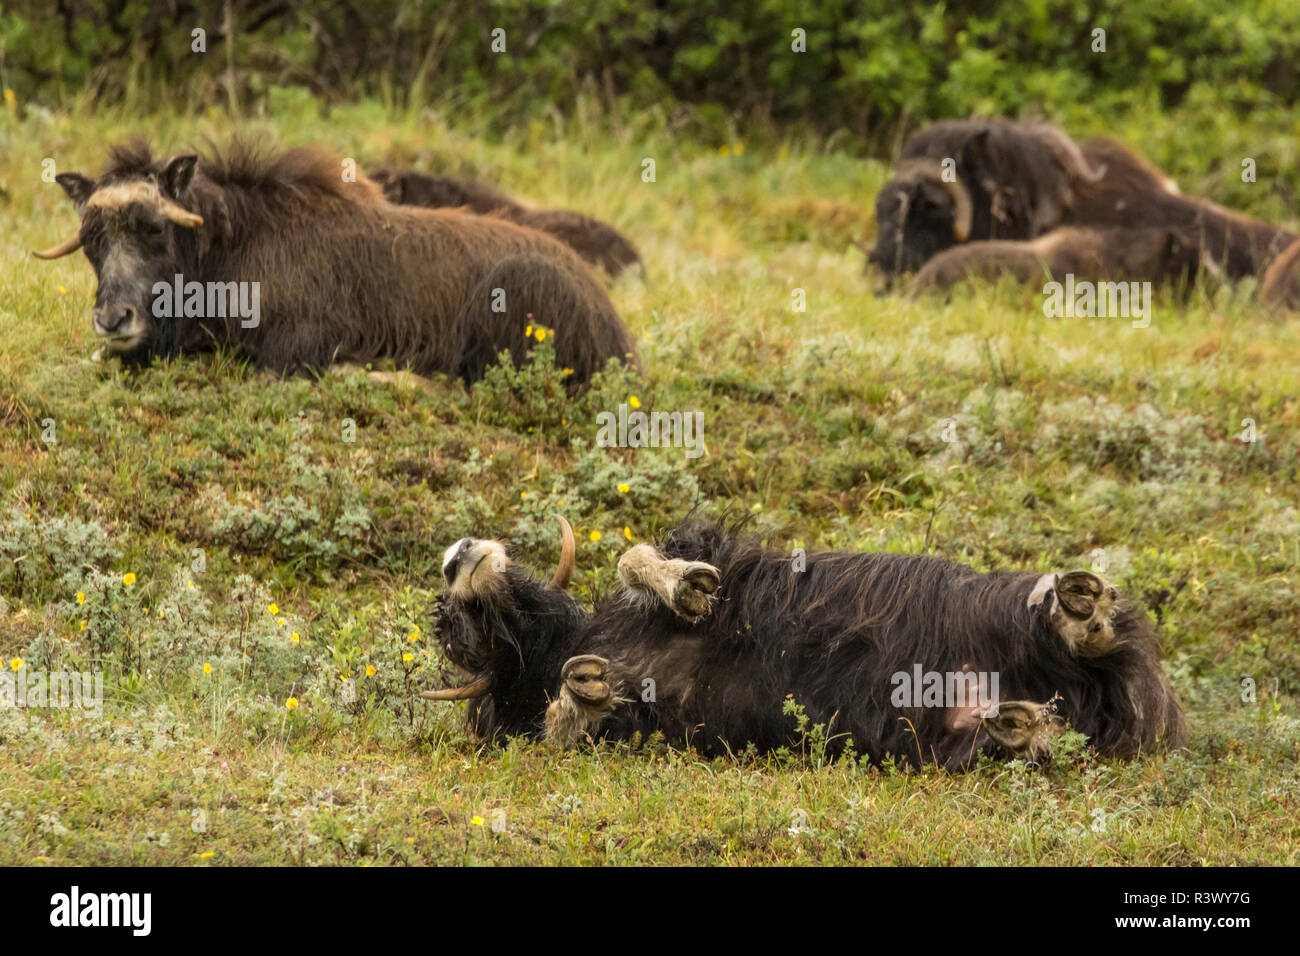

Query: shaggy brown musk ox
[33,141,637,384]
[369,168,644,278]
[426,518,1186,770]
[870,119,1296,287]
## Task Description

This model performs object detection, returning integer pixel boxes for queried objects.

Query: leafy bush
[5,1,1300,153]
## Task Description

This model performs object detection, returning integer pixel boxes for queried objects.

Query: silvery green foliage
[0,506,120,601]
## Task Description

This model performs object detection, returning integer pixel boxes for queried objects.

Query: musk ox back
[34,141,637,384]
[428,518,1186,770]
[909,226,1201,296]
[870,119,1296,287]
[370,168,644,278]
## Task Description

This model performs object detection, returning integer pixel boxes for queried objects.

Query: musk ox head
[35,148,205,361]
[428,516,584,722]
[868,159,973,290]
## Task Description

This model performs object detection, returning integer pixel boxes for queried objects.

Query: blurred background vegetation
[3,1,1298,147]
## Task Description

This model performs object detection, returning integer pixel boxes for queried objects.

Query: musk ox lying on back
[369,168,644,278]
[871,119,1296,288]
[427,518,1186,769]
[34,142,637,384]
[909,226,1201,295]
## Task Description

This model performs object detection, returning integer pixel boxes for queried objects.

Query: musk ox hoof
[983,700,1065,761]
[1028,570,1120,656]
[672,562,722,621]
[544,655,617,746]
[617,544,721,623]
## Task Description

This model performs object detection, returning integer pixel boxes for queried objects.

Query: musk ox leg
[545,654,617,746]
[616,544,721,623]
[1027,570,1120,656]
[983,700,1065,761]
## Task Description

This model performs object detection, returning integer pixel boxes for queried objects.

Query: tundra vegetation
[0,95,1298,866]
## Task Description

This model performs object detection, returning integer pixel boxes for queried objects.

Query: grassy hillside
[1,97,1298,865]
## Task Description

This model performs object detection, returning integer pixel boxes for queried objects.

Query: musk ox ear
[160,154,199,199]
[54,172,96,211]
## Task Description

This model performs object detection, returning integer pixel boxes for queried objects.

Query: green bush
[4,1,1298,151]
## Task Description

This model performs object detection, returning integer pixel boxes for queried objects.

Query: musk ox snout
[92,302,150,350]
[93,303,137,335]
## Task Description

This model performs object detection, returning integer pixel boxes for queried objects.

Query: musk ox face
[426,517,582,712]
[869,165,972,289]
[39,155,203,360]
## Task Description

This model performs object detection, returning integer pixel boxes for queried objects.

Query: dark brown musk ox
[870,118,1297,288]
[908,226,1202,296]
[368,168,644,278]
[425,517,1186,770]
[32,141,637,384]
[1260,237,1300,312]
[868,120,1104,287]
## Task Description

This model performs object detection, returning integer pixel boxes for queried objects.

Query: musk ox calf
[908,226,1201,295]
[871,118,1296,288]
[33,142,637,384]
[427,518,1186,769]
[369,168,644,278]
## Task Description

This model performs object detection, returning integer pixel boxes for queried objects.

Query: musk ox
[33,141,637,384]
[908,226,1201,295]
[426,517,1186,770]
[870,119,1296,288]
[869,120,1104,285]
[1260,238,1300,312]
[369,168,644,278]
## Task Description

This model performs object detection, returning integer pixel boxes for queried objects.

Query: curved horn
[894,159,973,244]
[942,177,973,243]
[31,235,83,260]
[158,198,204,229]
[549,515,575,590]
[421,675,491,701]
[1033,123,1106,185]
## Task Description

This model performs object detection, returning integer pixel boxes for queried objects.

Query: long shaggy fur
[79,141,637,383]
[370,168,644,277]
[435,522,1187,768]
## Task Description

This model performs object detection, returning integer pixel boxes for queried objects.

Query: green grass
[1,96,1298,865]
